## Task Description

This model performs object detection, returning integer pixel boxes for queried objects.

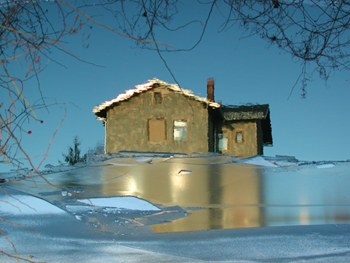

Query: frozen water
[317,163,336,169]
[177,169,192,175]
[0,195,65,215]
[77,197,160,211]
[238,156,278,167]
[5,154,350,232]
[1,154,350,262]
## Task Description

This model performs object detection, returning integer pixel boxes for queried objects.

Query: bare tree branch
[2,0,350,260]
[109,0,350,95]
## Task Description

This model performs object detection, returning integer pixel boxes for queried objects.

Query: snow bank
[77,197,160,211]
[317,163,336,169]
[238,156,278,167]
[9,153,346,180]
[0,195,65,215]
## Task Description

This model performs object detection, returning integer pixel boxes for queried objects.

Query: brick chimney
[207,78,214,102]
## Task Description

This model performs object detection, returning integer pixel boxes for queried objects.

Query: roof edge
[92,79,221,120]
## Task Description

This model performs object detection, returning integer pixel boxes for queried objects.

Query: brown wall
[105,87,210,153]
[221,121,261,157]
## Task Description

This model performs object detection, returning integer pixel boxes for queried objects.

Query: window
[218,133,228,152]
[173,120,187,141]
[235,131,244,144]
[148,119,166,143]
[153,92,163,104]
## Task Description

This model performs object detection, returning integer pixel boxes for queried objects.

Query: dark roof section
[221,104,270,121]
[221,104,273,146]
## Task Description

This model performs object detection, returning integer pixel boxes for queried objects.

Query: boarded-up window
[174,120,187,141]
[148,119,166,143]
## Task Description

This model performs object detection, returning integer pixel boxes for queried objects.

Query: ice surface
[238,156,278,167]
[66,205,93,213]
[2,155,350,262]
[77,197,160,211]
[0,195,65,215]
[178,169,192,175]
[317,163,336,169]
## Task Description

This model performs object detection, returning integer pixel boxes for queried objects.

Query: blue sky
[11,2,350,168]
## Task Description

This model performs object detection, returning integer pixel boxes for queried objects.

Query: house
[93,78,273,157]
[218,104,272,156]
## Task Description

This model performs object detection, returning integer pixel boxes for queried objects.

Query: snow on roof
[93,79,221,121]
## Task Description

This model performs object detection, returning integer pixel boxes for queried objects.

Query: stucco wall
[105,87,210,154]
[222,121,260,157]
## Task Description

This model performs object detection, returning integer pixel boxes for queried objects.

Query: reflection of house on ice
[151,161,264,233]
[98,159,350,233]
[93,79,273,157]
[99,157,264,233]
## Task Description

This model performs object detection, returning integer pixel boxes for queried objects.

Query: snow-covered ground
[1,154,350,262]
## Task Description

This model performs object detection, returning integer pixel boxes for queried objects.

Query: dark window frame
[173,120,187,142]
[234,130,244,144]
[218,132,228,152]
[153,92,163,104]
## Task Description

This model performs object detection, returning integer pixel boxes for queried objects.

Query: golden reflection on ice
[57,157,350,233]
[299,207,311,225]
[151,161,263,233]
[98,157,265,232]
[20,156,350,234]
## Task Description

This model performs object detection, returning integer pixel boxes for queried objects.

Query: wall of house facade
[221,121,262,157]
[105,87,210,154]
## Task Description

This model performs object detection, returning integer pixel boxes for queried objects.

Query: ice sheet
[77,196,160,211]
[0,195,65,215]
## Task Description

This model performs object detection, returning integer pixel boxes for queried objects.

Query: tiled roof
[93,79,221,121]
[221,104,270,121]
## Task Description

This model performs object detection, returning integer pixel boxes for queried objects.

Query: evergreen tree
[63,136,86,165]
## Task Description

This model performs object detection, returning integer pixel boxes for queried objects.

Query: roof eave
[92,79,221,116]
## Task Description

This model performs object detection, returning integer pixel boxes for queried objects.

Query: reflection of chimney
[207,78,214,102]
